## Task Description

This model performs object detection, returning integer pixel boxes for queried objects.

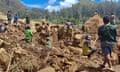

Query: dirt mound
[84,14,103,34]
[0,12,7,23]
[0,23,104,72]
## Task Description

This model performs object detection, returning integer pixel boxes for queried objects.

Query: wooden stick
[6,51,14,72]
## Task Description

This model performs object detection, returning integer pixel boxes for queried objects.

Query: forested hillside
[0,0,46,19]
[0,0,26,16]
[0,0,120,24]
[46,0,120,24]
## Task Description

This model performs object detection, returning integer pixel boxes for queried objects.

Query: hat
[86,35,92,40]
[46,37,50,40]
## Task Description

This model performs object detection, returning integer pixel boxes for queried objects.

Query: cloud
[45,5,60,12]
[46,0,79,11]
[21,0,80,12]
[60,0,79,8]
[48,0,56,4]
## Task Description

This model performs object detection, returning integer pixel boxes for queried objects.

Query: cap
[86,35,92,40]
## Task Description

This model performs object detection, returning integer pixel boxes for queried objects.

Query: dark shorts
[8,18,12,24]
[8,18,12,21]
[45,31,50,37]
[13,20,17,23]
[25,39,31,43]
[101,43,115,56]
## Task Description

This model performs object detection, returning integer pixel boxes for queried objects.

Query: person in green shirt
[98,16,117,71]
[45,37,52,48]
[25,26,32,43]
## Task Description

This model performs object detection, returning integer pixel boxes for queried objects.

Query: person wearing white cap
[82,35,96,58]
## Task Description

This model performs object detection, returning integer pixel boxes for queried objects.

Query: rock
[69,46,83,55]
[0,38,11,48]
[111,52,119,65]
[14,48,28,55]
[0,48,10,66]
[0,39,4,46]
[74,34,83,40]
[68,62,78,72]
[73,34,85,47]
[21,55,40,71]
[38,67,55,72]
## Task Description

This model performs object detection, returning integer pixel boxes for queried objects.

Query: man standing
[98,16,117,71]
[7,11,12,24]
[25,16,30,26]
[13,14,18,25]
[65,20,73,41]
[65,20,73,29]
[110,13,116,25]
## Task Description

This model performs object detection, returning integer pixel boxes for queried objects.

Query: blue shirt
[14,16,18,21]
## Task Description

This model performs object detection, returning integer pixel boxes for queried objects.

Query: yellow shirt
[82,45,91,56]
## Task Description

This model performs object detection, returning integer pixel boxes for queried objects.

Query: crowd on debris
[0,11,119,72]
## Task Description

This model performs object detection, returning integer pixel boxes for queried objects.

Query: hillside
[0,0,45,19]
[0,0,26,14]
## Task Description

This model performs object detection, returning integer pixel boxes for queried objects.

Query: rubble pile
[0,14,119,72]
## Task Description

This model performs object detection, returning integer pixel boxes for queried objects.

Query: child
[13,14,18,25]
[82,35,96,58]
[45,37,52,48]
[25,26,32,43]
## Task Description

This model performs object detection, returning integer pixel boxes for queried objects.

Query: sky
[20,0,120,12]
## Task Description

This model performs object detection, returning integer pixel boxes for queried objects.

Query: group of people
[36,21,52,48]
[82,13,117,71]
[6,11,33,43]
[7,11,52,48]
[1,10,118,71]
[38,13,117,71]
[7,11,18,24]
[0,11,19,33]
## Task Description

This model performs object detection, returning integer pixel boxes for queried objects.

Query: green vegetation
[0,0,120,24]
